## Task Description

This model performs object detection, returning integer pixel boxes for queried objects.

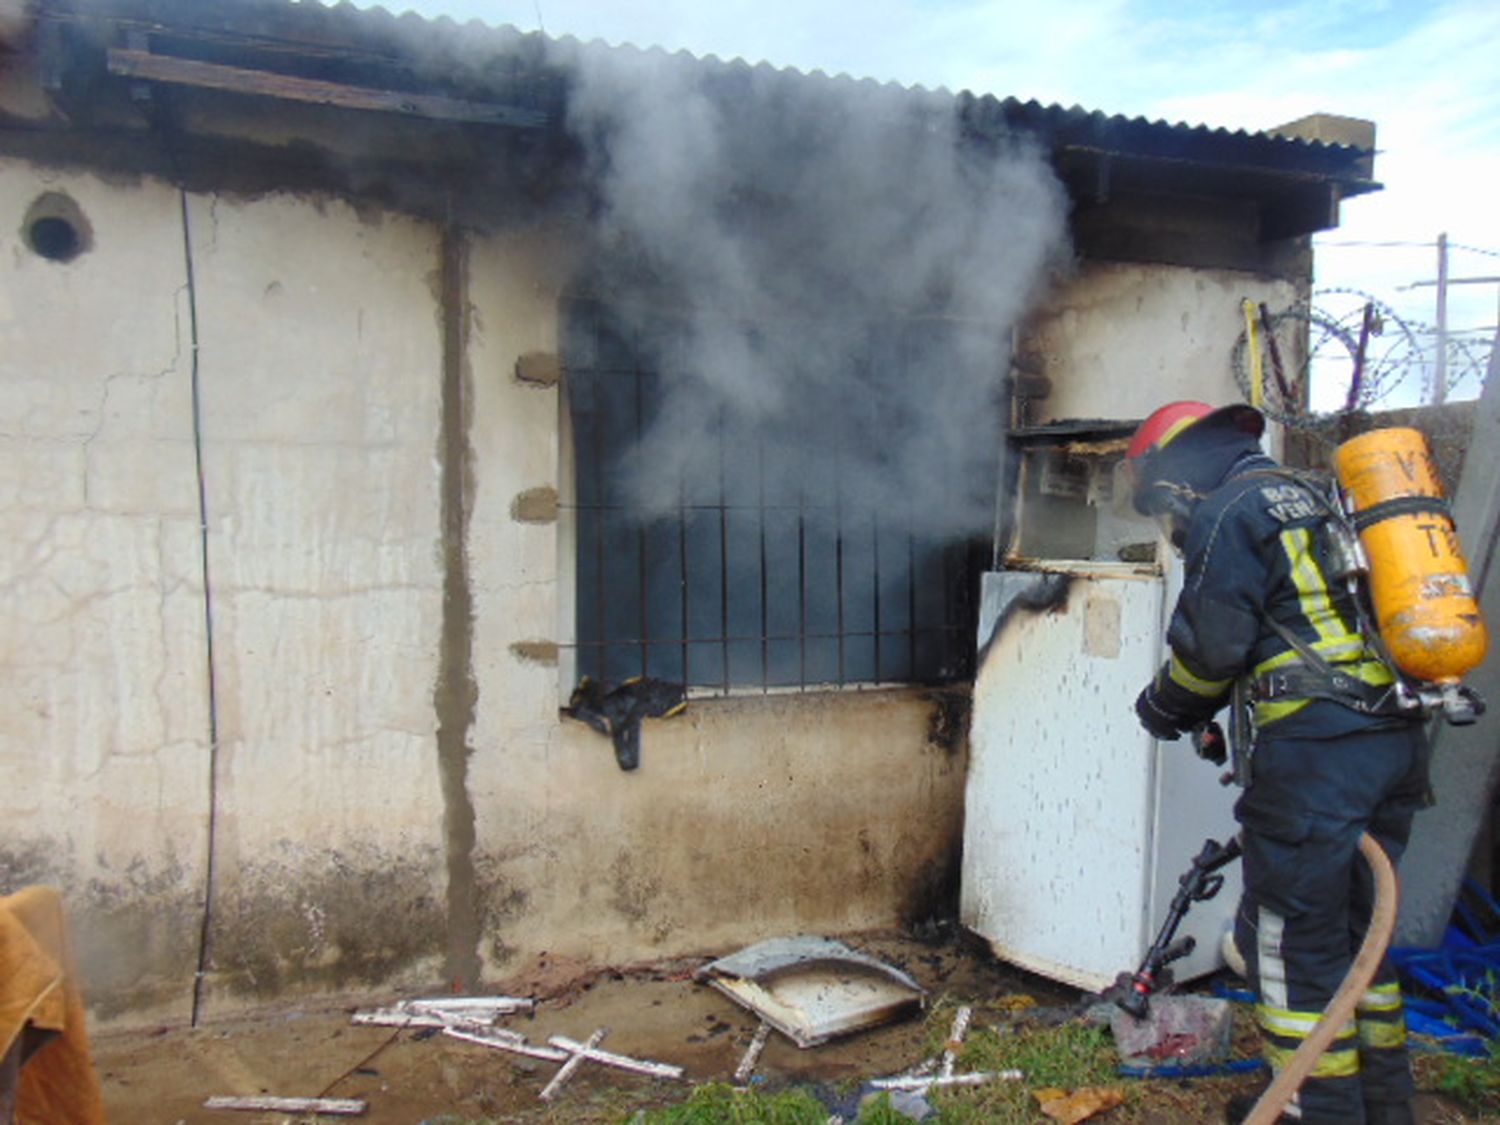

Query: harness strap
[1351,494,1452,532]
[1230,465,1417,722]
[1256,615,1415,717]
[1262,614,1341,680]
[1252,668,1411,716]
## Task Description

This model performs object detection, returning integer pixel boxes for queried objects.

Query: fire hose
[1242,830,1398,1125]
[1110,828,1400,1123]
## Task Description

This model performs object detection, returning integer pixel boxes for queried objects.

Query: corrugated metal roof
[314,0,1375,168]
[305,0,1366,155]
[29,0,1380,235]
[35,0,1374,162]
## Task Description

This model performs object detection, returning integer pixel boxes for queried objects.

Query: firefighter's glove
[1135,687,1184,741]
[1192,721,1227,766]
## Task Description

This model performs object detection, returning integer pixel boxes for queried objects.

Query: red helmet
[1124,401,1264,515]
[1126,401,1216,462]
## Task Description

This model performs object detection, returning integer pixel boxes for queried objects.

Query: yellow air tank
[1334,427,1488,683]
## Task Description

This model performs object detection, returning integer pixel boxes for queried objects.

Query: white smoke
[0,0,29,42]
[555,43,1072,537]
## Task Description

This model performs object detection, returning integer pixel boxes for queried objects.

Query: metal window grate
[562,296,985,693]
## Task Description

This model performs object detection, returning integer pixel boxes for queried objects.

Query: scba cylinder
[1334,427,1488,683]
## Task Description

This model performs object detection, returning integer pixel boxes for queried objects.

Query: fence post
[1434,232,1449,405]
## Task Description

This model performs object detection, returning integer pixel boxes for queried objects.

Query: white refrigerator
[960,436,1242,992]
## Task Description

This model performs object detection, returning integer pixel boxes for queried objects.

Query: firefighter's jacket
[1142,452,1397,738]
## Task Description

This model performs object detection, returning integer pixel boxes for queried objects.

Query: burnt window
[563,296,993,693]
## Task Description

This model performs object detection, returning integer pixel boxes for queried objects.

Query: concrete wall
[0,166,211,1023]
[1026,260,1299,422]
[0,160,969,1026]
[0,143,1307,1028]
[187,192,451,1011]
[463,224,969,982]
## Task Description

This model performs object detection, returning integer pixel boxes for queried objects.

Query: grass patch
[876,1001,1122,1124]
[628,1003,1275,1124]
[1416,1044,1500,1114]
[927,1018,1122,1124]
[961,1019,1117,1087]
[624,1083,998,1124]
[625,1083,832,1124]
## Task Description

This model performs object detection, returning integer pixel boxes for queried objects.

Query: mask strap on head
[1146,478,1200,514]
[1141,479,1201,551]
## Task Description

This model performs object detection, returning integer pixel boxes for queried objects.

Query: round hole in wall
[21,191,93,264]
[29,216,81,261]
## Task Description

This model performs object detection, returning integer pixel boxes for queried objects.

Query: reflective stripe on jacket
[1147,456,1391,731]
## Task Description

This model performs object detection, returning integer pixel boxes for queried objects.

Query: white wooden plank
[545,1035,684,1079]
[203,1095,366,1114]
[869,1070,1022,1091]
[443,1026,569,1062]
[539,1028,608,1101]
[733,1022,770,1083]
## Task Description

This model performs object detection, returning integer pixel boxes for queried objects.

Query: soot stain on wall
[901,842,965,930]
[82,863,203,1021]
[1,839,202,1020]
[0,837,57,889]
[210,847,446,999]
[473,850,533,968]
[924,685,973,756]
[609,848,666,931]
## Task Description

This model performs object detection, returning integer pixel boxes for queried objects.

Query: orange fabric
[0,886,107,1125]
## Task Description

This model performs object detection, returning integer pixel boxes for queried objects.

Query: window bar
[834,447,846,686]
[872,511,882,684]
[958,541,974,678]
[634,359,649,678]
[943,542,958,679]
[678,457,690,689]
[758,435,769,692]
[959,542,969,675]
[591,334,608,684]
[798,481,807,690]
[718,404,730,693]
[907,531,917,679]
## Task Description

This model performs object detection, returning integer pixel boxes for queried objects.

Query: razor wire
[1229,287,1494,484]
[1229,292,1421,426]
[1231,288,1495,422]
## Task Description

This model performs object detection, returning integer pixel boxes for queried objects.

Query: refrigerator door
[961,567,1240,991]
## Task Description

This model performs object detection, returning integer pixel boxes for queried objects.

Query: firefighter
[1124,400,1427,1125]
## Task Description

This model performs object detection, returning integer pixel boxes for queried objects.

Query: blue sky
[342,0,1499,393]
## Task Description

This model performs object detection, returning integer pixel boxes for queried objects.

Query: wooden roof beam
[105,46,546,128]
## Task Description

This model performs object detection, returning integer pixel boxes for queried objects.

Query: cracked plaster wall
[185,191,450,1014]
[1024,262,1298,423]
[0,165,452,1025]
[0,165,971,1028]
[466,686,965,978]
[0,165,212,1024]
[464,226,969,980]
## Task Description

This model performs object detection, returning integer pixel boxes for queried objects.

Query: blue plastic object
[1389,877,1500,1054]
[1403,1006,1489,1056]
[1120,1057,1267,1080]
[1170,881,1500,1059]
[1202,877,1500,1057]
[1210,981,1257,1005]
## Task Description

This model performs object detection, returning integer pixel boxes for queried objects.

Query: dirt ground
[91,928,1478,1124]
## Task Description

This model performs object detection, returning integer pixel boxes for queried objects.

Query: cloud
[1114,0,1499,362]
[356,0,1496,387]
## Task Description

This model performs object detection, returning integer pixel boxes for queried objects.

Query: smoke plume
[0,0,29,42]
[553,43,1071,539]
